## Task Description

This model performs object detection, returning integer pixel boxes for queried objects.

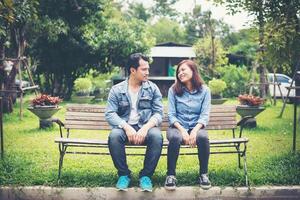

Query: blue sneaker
[139,176,153,192]
[116,175,131,191]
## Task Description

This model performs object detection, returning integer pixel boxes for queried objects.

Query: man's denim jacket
[105,79,163,129]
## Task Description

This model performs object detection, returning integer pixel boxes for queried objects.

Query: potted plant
[236,94,266,128]
[28,94,62,128]
[72,78,94,103]
[208,78,227,104]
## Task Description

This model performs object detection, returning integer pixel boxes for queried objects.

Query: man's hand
[123,124,137,144]
[135,126,149,145]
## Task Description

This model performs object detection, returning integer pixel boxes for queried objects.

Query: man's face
[131,59,149,82]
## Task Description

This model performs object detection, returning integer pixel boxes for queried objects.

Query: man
[105,53,163,192]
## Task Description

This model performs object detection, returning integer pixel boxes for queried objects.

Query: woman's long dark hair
[173,60,204,96]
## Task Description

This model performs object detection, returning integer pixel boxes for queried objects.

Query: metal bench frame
[53,104,250,186]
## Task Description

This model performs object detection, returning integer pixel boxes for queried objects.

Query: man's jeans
[108,126,163,178]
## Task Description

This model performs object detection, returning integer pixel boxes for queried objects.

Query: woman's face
[177,63,193,84]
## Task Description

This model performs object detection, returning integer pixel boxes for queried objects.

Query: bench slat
[65,116,236,123]
[66,105,236,112]
[66,112,105,117]
[65,125,111,130]
[64,124,236,130]
[65,118,236,125]
[55,137,248,145]
[65,111,236,118]
[65,112,236,118]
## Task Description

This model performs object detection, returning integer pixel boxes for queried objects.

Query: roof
[150,46,196,58]
[155,42,192,47]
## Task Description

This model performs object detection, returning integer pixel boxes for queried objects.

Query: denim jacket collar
[119,78,151,94]
[183,86,201,94]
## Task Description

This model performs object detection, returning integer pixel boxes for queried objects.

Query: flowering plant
[31,94,62,107]
[238,94,264,106]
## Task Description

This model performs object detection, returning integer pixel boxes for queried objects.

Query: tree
[183,5,231,45]
[213,0,300,97]
[127,2,151,22]
[213,0,268,97]
[182,5,205,44]
[194,36,228,77]
[0,0,38,113]
[31,0,155,98]
[151,0,178,19]
[148,17,186,44]
[224,28,258,67]
[182,4,231,74]
[263,0,300,76]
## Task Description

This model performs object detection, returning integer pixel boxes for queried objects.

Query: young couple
[105,53,211,192]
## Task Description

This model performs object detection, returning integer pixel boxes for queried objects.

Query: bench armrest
[52,118,65,138]
[52,118,65,127]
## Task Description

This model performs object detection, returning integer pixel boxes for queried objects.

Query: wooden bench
[53,104,250,186]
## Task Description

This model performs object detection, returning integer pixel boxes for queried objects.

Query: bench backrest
[64,104,237,131]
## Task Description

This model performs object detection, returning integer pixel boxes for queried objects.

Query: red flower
[237,94,264,106]
[31,94,62,107]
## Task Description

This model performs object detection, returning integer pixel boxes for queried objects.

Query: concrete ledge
[0,186,300,200]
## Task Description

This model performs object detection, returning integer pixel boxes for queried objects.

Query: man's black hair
[126,53,149,74]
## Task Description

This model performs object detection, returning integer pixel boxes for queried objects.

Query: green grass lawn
[0,95,299,187]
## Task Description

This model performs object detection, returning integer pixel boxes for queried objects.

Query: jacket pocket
[118,101,129,115]
[138,96,152,109]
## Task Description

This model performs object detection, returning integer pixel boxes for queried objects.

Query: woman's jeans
[108,126,163,178]
[166,127,210,176]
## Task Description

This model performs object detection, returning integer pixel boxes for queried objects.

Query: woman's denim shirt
[168,85,211,130]
[105,79,163,129]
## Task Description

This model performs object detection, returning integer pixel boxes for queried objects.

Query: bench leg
[58,143,66,179]
[236,143,242,169]
[243,152,249,188]
[238,153,242,169]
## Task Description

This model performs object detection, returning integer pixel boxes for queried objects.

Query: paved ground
[0,185,300,200]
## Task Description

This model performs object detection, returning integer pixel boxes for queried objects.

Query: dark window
[275,75,289,83]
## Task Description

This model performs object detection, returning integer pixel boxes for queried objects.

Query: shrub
[215,65,252,97]
[208,78,227,98]
[73,78,93,96]
[85,68,119,101]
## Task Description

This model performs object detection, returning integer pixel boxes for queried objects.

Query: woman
[164,60,211,190]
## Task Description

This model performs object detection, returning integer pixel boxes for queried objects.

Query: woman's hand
[180,129,190,145]
[189,129,197,147]
[189,123,203,147]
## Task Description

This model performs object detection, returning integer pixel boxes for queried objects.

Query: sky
[130,0,254,31]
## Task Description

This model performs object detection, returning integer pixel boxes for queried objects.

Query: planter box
[211,98,227,105]
[72,95,95,104]
[28,106,61,129]
[236,105,265,118]
[236,105,265,128]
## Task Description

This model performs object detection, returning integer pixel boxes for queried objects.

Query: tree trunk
[2,26,26,113]
[211,34,215,75]
[291,4,300,73]
[0,40,5,89]
[258,2,267,98]
[2,64,18,113]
